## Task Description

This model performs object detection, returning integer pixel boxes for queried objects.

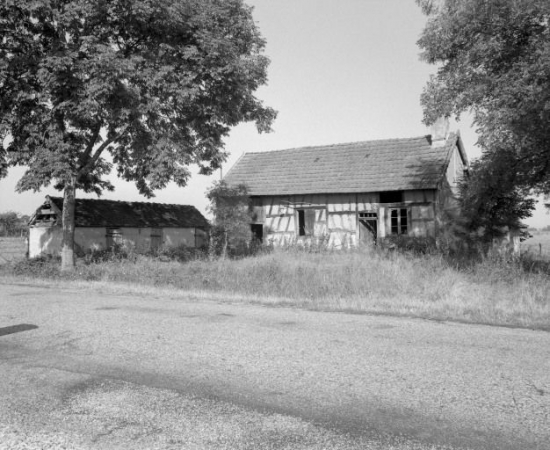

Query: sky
[1,0,549,227]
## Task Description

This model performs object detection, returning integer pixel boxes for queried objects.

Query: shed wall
[29,226,63,258]
[75,228,107,250]
[29,225,205,258]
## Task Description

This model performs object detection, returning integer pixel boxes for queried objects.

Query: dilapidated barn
[28,196,209,258]
[224,126,468,247]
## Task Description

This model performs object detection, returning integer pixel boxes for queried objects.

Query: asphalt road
[0,282,549,450]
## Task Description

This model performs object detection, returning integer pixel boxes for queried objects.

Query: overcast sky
[1,0,548,227]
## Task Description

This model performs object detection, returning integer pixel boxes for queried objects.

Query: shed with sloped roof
[224,129,468,247]
[28,196,209,258]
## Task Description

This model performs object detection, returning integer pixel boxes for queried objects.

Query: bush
[155,244,208,262]
[380,235,437,255]
[83,243,138,264]
[11,255,61,278]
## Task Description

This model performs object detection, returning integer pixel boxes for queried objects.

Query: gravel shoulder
[1,282,549,449]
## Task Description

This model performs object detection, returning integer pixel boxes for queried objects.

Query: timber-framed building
[224,126,468,248]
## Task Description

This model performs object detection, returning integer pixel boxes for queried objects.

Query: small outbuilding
[28,196,209,258]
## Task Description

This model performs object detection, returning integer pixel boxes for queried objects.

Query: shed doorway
[358,212,378,246]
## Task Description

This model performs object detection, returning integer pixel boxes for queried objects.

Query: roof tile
[224,134,458,195]
[47,197,209,228]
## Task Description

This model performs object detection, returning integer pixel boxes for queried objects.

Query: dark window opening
[390,209,408,235]
[380,191,404,203]
[298,210,306,236]
[251,224,263,242]
[297,209,317,237]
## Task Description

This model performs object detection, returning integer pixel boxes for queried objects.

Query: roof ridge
[243,135,431,155]
[49,196,197,209]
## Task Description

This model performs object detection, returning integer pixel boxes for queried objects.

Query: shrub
[380,235,437,255]
[11,255,61,278]
[83,243,138,264]
[155,244,208,262]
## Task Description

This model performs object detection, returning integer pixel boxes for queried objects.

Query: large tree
[417,0,550,196]
[0,0,275,270]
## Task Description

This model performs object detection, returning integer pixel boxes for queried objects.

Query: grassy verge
[2,248,549,331]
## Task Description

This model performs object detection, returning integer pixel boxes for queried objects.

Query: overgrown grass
[2,247,550,331]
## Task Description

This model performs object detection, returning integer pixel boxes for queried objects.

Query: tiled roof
[47,197,209,228]
[224,134,462,196]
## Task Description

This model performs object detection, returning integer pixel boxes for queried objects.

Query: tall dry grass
[5,247,549,330]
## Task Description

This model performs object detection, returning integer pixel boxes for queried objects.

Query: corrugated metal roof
[47,197,209,228]
[224,134,461,196]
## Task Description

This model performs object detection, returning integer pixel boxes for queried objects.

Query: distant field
[522,231,550,257]
[0,237,27,264]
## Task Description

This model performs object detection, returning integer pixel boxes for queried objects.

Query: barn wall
[29,226,206,257]
[163,228,201,248]
[75,228,107,250]
[118,227,205,250]
[117,227,150,252]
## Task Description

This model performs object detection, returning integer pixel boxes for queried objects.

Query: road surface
[0,282,549,449]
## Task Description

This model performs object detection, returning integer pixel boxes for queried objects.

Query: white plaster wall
[29,226,205,257]
[118,228,151,252]
[445,146,465,195]
[163,228,196,248]
[29,226,63,258]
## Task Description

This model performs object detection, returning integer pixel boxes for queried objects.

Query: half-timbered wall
[252,189,438,247]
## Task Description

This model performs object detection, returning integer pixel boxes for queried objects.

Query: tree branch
[77,124,101,168]
[77,126,128,177]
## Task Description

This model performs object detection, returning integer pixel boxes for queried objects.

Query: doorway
[358,212,378,245]
[150,228,162,252]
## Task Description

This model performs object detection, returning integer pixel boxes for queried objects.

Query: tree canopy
[456,150,535,244]
[0,0,275,194]
[417,0,550,194]
[0,0,275,268]
[0,211,29,237]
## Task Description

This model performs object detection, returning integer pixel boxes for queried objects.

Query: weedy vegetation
[2,239,549,332]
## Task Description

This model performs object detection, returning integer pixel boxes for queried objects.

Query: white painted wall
[29,226,206,257]
[75,228,107,251]
[29,226,63,258]
[445,145,465,195]
[163,228,196,248]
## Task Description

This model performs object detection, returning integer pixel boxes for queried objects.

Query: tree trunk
[61,178,76,272]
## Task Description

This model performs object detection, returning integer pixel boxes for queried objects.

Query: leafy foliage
[207,180,253,257]
[434,151,535,259]
[1,0,275,194]
[417,0,550,193]
[457,151,535,242]
[0,211,29,236]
